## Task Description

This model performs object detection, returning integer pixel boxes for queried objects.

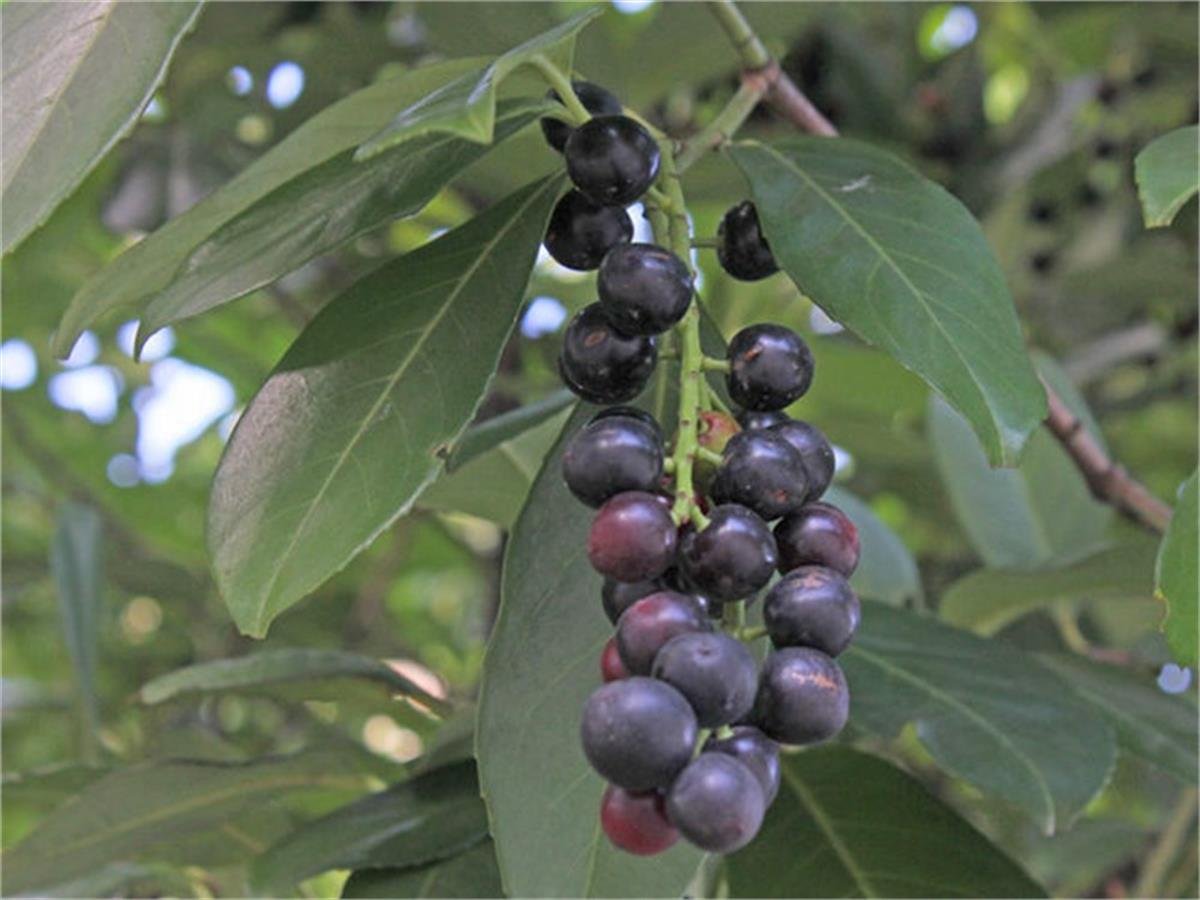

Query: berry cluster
[540,81,862,858]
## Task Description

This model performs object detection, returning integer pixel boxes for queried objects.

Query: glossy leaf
[727,137,1046,465]
[51,57,483,357]
[133,99,545,352]
[1135,126,1200,228]
[825,486,922,607]
[355,6,602,160]
[1156,469,1198,666]
[208,175,562,637]
[0,1,202,254]
[251,760,488,896]
[342,839,502,899]
[727,747,1044,898]
[844,602,1116,833]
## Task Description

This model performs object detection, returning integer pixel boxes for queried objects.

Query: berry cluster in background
[537,81,864,858]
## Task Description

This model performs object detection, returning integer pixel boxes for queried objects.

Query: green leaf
[1037,654,1198,784]
[355,6,603,160]
[50,57,483,357]
[446,389,575,471]
[844,602,1116,832]
[49,502,103,747]
[0,750,372,895]
[727,747,1044,898]
[1156,469,1198,666]
[477,406,705,898]
[824,486,922,607]
[726,137,1046,466]
[1135,126,1200,228]
[208,175,562,637]
[342,839,502,899]
[251,761,488,896]
[941,541,1158,635]
[0,0,202,255]
[133,99,546,353]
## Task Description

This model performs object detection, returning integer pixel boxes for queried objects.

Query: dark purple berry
[679,504,777,602]
[711,430,809,521]
[590,405,662,441]
[559,303,657,404]
[544,190,633,271]
[598,243,693,336]
[562,414,663,507]
[601,637,629,682]
[600,785,678,856]
[770,420,835,501]
[763,566,860,656]
[616,590,710,675]
[541,81,623,152]
[666,753,765,853]
[565,115,661,206]
[726,324,814,411]
[717,201,778,281]
[587,492,677,582]
[773,502,860,576]
[652,632,757,727]
[736,408,789,431]
[581,677,697,791]
[753,647,849,745]
[602,577,661,625]
[704,726,781,804]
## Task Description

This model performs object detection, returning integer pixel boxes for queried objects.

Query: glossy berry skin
[540,81,623,152]
[601,637,629,682]
[763,565,860,657]
[591,405,662,441]
[711,431,809,521]
[774,502,860,576]
[717,201,778,281]
[587,492,677,582]
[704,726,780,804]
[616,590,711,675]
[736,408,789,432]
[559,304,657,404]
[679,504,777,602]
[770,420,835,502]
[544,190,633,271]
[666,753,766,853]
[598,244,693,336]
[581,677,697,791]
[562,415,663,507]
[565,115,661,206]
[726,324,814,411]
[602,577,661,625]
[600,786,679,856]
[652,632,758,727]
[753,647,849,746]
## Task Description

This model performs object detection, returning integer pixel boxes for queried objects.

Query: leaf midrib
[782,765,880,897]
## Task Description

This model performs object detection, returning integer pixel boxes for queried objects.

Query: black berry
[666,753,766,853]
[773,501,860,576]
[717,201,778,281]
[587,492,677,582]
[600,785,679,856]
[711,430,809,521]
[540,81,623,152]
[763,565,860,656]
[598,244,693,336]
[565,116,661,206]
[769,420,835,502]
[679,504,777,602]
[736,408,789,431]
[544,190,633,271]
[652,632,757,727]
[726,324,814,411]
[562,414,663,507]
[591,405,662,441]
[602,577,661,625]
[616,590,710,675]
[559,303,657,404]
[581,677,697,791]
[704,726,781,804]
[753,647,849,745]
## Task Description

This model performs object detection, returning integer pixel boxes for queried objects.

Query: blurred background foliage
[1,2,1196,897]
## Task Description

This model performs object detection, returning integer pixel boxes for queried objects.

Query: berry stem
[527,55,591,124]
[701,357,731,373]
[690,237,718,249]
[676,79,764,172]
[721,599,746,634]
[696,446,723,466]
[738,625,767,641]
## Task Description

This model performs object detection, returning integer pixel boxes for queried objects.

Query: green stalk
[676,80,764,172]
[528,55,590,123]
[705,0,771,69]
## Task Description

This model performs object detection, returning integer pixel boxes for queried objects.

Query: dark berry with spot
[562,414,663,507]
[540,81,623,152]
[770,420,835,502]
[652,632,758,727]
[666,753,766,853]
[581,677,697,791]
[616,590,710,675]
[753,647,849,745]
[704,726,781,804]
[601,637,629,682]
[737,408,789,431]
[763,565,860,656]
[544,190,634,271]
[565,116,661,206]
[679,504,777,602]
[726,324,814,411]
[587,492,677,582]
[602,577,661,625]
[598,244,693,336]
[559,303,657,404]
[600,786,679,856]
[774,501,860,576]
[717,200,778,281]
[711,430,809,521]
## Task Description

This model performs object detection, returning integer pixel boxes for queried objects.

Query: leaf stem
[705,0,770,69]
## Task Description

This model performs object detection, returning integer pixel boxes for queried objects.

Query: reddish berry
[774,502,860,576]
[587,491,677,582]
[601,637,629,682]
[600,786,679,856]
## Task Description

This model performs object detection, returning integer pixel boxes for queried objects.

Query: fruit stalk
[528,55,591,124]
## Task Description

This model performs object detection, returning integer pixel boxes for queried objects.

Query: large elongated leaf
[251,761,488,896]
[1156,469,1198,667]
[726,138,1045,466]
[727,747,1043,898]
[209,176,561,637]
[824,487,921,607]
[133,100,545,353]
[51,57,483,357]
[0,1,202,254]
[49,502,103,745]
[1135,126,1200,228]
[844,602,1116,833]
[446,389,574,471]
[355,7,602,160]
[342,839,502,899]
[1,750,371,895]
